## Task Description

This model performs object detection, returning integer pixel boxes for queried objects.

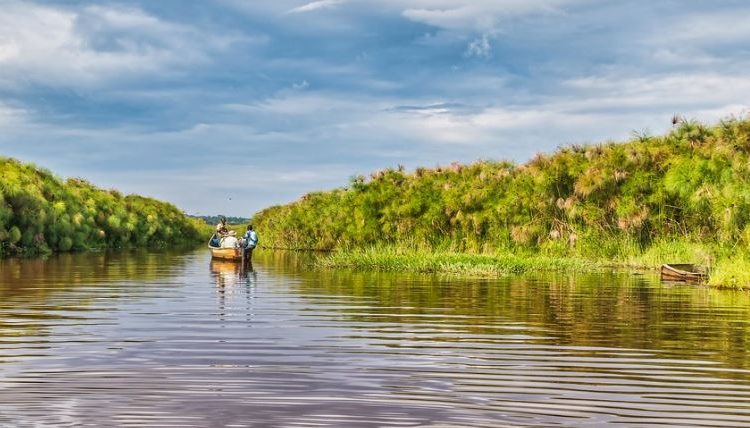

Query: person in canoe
[221,230,239,248]
[216,216,229,236]
[210,216,229,247]
[241,224,259,264]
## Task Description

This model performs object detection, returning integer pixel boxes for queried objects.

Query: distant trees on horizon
[190,215,250,225]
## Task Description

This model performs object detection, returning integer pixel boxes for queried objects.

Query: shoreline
[316,246,750,290]
[318,247,605,275]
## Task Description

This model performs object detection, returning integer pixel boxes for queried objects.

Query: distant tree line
[0,157,205,257]
[190,215,250,225]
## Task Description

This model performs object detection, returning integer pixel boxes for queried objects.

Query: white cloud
[223,91,382,116]
[398,0,576,32]
[0,2,241,88]
[465,34,491,58]
[292,79,310,89]
[220,69,750,151]
[648,48,724,67]
[230,0,580,32]
[288,0,347,14]
[0,103,26,128]
[658,9,750,45]
[564,73,750,111]
[375,70,750,148]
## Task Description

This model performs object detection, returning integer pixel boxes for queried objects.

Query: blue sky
[0,0,749,216]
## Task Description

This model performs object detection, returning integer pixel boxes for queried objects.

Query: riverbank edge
[0,240,209,260]
[316,246,750,290]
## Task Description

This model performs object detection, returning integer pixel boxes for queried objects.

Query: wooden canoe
[660,264,707,283]
[208,240,243,261]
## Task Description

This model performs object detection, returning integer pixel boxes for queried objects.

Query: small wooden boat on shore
[208,240,243,262]
[660,264,707,283]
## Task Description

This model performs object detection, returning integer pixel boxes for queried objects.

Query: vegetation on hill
[0,157,205,257]
[251,116,750,287]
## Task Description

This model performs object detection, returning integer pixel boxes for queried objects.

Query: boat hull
[208,245,243,261]
[660,264,706,283]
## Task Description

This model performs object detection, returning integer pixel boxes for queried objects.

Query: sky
[0,0,749,216]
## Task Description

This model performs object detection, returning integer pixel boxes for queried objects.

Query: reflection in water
[0,250,191,351]
[211,259,257,325]
[0,249,749,426]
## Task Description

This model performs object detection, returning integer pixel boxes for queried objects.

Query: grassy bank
[0,157,205,257]
[319,246,600,275]
[252,116,750,288]
[318,243,748,289]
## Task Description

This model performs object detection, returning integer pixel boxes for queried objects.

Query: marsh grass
[320,240,750,289]
[623,239,714,267]
[320,246,601,275]
[709,255,750,289]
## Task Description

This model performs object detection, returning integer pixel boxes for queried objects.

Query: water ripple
[0,250,749,426]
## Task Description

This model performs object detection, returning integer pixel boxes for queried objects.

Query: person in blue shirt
[242,224,259,265]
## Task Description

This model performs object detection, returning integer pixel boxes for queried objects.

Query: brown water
[1,249,750,427]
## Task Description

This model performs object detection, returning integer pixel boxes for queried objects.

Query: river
[0,249,749,427]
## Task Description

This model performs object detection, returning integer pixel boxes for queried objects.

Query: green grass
[707,255,750,290]
[319,241,750,289]
[623,238,714,267]
[319,246,602,276]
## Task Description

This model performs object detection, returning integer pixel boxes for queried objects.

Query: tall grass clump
[0,157,204,257]
[709,256,750,289]
[320,246,597,275]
